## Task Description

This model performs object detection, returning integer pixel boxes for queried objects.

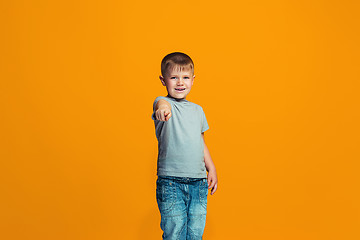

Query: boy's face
[159,67,195,100]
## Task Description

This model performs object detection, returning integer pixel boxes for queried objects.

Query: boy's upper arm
[201,107,209,133]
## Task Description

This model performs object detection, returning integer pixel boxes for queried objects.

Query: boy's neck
[166,94,188,102]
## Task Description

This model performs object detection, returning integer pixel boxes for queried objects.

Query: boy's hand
[207,170,218,195]
[155,106,172,121]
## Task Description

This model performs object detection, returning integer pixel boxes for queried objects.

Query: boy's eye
[171,77,189,79]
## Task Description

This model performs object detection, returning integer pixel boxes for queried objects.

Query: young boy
[151,52,218,239]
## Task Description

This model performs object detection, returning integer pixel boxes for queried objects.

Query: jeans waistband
[158,175,206,182]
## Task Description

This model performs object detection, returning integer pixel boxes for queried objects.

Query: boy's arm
[154,99,172,121]
[202,132,218,195]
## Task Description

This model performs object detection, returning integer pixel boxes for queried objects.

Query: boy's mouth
[175,88,186,92]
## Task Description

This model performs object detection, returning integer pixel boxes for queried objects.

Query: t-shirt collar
[166,94,188,103]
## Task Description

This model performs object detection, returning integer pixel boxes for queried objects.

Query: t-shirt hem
[157,171,207,178]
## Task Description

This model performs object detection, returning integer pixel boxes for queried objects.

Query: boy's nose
[177,79,184,85]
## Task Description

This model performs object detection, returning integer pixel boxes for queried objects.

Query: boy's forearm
[202,133,218,195]
[204,140,216,172]
[155,99,171,111]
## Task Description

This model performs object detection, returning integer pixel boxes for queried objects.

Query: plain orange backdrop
[1,1,359,239]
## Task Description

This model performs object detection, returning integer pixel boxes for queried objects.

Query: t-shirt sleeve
[151,96,168,120]
[201,107,209,133]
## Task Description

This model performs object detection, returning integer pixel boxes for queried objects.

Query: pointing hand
[155,107,172,121]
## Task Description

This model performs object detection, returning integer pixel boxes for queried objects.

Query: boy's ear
[159,75,166,86]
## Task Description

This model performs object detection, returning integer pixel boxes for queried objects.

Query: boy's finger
[208,180,215,189]
[165,111,171,121]
[211,183,218,194]
[167,112,172,119]
[211,183,218,195]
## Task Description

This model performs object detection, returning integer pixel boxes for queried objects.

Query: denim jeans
[156,175,208,240]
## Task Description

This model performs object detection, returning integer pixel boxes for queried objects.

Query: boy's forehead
[168,71,192,76]
[166,67,193,76]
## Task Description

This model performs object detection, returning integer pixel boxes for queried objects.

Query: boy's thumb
[165,112,172,120]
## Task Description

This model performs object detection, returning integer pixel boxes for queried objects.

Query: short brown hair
[161,52,194,77]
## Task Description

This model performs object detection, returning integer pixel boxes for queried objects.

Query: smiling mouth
[175,88,186,91]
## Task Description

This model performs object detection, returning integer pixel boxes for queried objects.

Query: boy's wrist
[206,166,216,173]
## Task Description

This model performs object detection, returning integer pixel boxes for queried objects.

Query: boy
[151,52,218,239]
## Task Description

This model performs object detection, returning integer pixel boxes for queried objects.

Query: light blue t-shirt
[151,95,210,178]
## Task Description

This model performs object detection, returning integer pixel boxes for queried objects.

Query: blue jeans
[156,175,208,240]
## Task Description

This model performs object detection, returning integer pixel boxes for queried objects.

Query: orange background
[1,1,359,239]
